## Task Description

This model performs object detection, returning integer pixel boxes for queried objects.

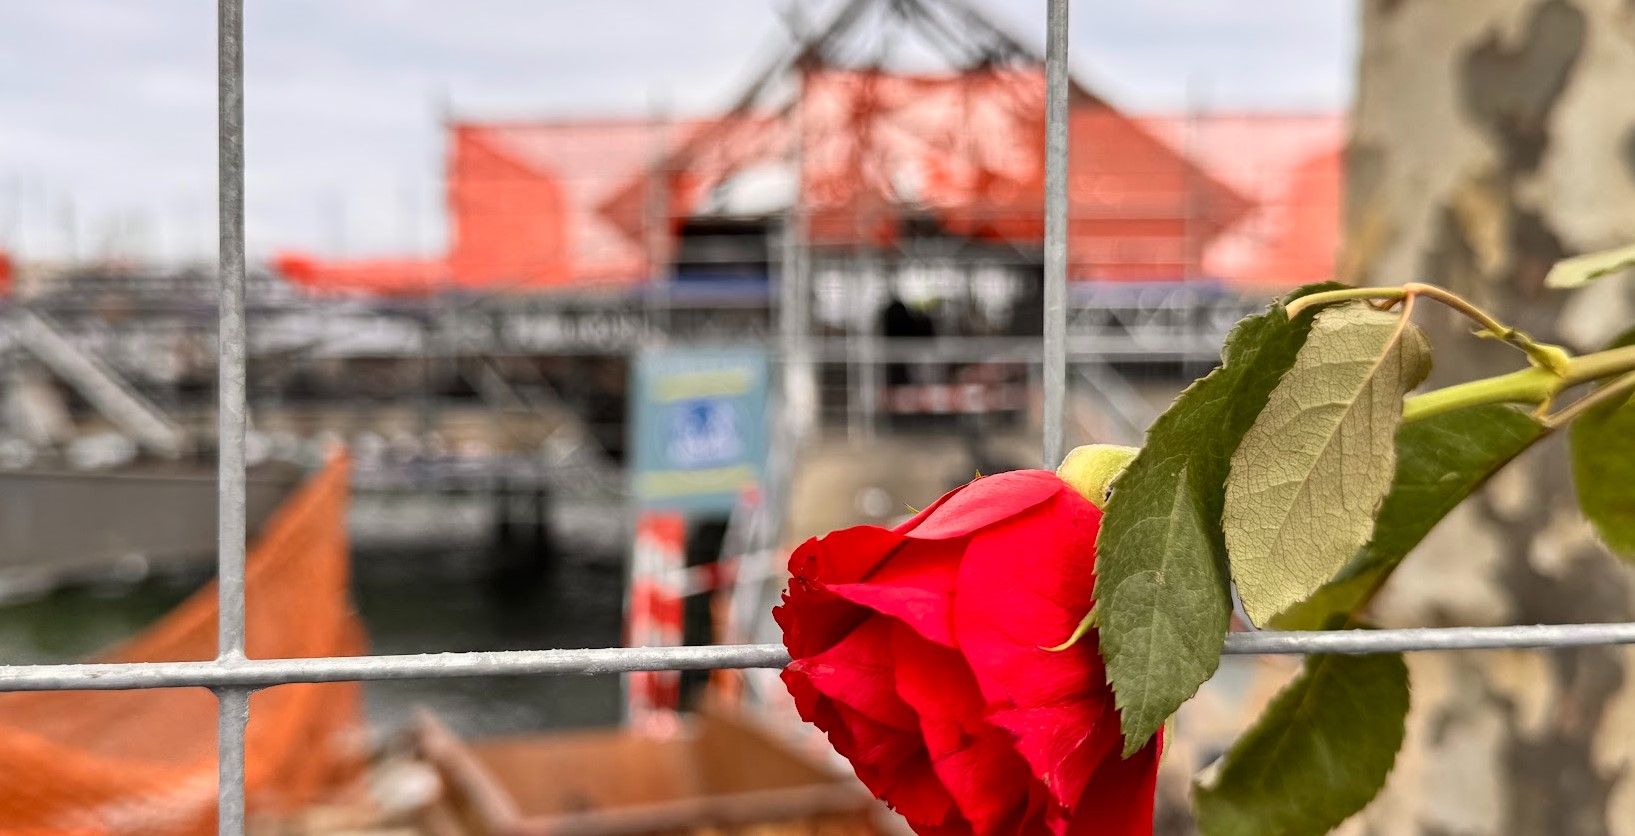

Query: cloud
[0,0,1353,263]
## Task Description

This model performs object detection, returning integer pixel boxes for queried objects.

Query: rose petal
[953,491,1116,808]
[782,632,965,832]
[984,698,1118,820]
[894,483,964,534]
[831,703,964,830]
[777,525,906,659]
[785,666,959,826]
[782,658,832,726]
[828,539,963,646]
[791,524,907,586]
[907,826,979,836]
[1063,734,1162,836]
[901,471,1064,541]
[894,628,1035,835]
[953,491,1102,699]
[788,618,920,731]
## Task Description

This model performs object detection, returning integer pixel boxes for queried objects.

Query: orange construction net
[275,66,1343,297]
[0,456,367,836]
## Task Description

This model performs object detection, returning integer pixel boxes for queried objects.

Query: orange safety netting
[274,66,1343,297]
[0,456,367,836]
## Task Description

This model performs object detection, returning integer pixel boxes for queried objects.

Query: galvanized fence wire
[9,624,1635,694]
[2,2,1633,834]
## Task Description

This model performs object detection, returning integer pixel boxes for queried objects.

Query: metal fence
[4,2,1635,834]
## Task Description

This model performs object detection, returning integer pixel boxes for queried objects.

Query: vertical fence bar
[217,0,249,833]
[216,686,251,834]
[217,0,248,664]
[780,69,814,446]
[1042,0,1070,468]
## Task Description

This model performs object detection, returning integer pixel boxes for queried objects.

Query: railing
[5,3,1635,835]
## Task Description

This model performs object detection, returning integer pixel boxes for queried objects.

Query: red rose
[775,470,1160,835]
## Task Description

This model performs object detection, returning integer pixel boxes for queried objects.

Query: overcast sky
[0,0,1355,264]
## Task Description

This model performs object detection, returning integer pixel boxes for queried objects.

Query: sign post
[625,348,770,729]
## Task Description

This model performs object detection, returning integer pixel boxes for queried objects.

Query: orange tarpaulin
[0,457,366,835]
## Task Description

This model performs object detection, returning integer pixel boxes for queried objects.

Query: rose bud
[775,469,1160,835]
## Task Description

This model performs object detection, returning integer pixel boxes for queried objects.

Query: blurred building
[273,6,1342,299]
[1,0,1348,475]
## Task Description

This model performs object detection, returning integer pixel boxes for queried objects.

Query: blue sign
[630,348,770,515]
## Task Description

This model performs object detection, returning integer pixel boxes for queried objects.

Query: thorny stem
[1279,282,1635,423]
[1286,283,1570,374]
[1283,286,1407,315]
[1403,343,1635,423]
[1543,370,1635,428]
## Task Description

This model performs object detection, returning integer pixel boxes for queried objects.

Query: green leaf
[1272,404,1546,631]
[1057,444,1139,509]
[1224,304,1433,626]
[1570,326,1635,558]
[1097,282,1344,757]
[1194,650,1410,836]
[1545,242,1635,289]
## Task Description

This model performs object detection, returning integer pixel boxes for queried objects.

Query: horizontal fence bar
[1224,622,1635,654]
[0,644,791,692]
[6,622,1635,693]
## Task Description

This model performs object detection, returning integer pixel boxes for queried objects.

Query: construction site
[0,0,1350,833]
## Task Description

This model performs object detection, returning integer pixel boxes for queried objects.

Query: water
[351,539,627,739]
[0,496,630,743]
[0,577,198,663]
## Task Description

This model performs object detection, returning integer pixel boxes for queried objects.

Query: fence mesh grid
[3,2,1635,835]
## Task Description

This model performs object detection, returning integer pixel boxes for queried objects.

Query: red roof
[276,70,1341,296]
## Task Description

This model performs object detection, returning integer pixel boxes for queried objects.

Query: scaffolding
[0,0,1343,467]
[6,4,1623,836]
